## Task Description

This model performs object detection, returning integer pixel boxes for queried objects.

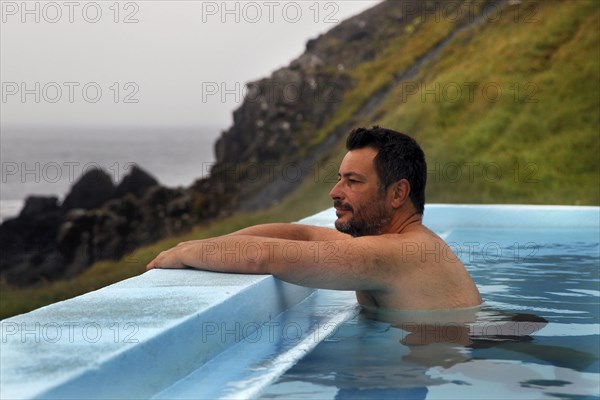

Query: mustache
[334,200,353,211]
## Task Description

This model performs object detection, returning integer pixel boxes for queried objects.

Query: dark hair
[346,126,426,214]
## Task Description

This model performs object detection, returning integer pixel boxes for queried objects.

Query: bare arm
[226,223,350,241]
[146,234,397,292]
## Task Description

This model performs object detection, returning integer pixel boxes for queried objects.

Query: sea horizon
[0,125,222,222]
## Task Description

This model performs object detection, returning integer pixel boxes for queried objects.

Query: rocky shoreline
[0,166,192,285]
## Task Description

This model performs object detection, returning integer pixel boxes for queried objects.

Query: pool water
[259,227,600,399]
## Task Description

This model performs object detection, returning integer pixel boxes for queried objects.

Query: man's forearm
[173,236,269,274]
[170,235,341,287]
[147,234,387,292]
[147,225,343,272]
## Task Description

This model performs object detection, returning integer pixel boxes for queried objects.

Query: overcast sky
[1,1,380,130]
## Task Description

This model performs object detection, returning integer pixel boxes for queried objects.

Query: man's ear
[390,179,410,209]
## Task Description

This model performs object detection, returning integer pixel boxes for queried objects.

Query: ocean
[0,126,220,222]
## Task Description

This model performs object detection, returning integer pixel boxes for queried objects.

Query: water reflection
[263,306,595,399]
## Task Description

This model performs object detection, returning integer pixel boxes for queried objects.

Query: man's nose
[329,181,343,200]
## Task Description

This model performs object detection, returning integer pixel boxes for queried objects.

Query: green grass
[308,12,457,149]
[376,0,600,205]
[2,0,598,319]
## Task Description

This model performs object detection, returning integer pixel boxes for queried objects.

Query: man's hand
[146,241,201,270]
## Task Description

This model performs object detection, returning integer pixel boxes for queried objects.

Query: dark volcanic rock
[56,206,131,278]
[0,165,168,286]
[113,165,159,199]
[19,196,60,218]
[215,68,353,166]
[61,168,115,211]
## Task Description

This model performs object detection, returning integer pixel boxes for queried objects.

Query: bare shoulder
[362,227,480,309]
[300,224,352,241]
[375,226,461,264]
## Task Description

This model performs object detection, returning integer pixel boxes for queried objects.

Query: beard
[334,194,392,237]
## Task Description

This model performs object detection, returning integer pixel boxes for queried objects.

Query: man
[147,127,482,310]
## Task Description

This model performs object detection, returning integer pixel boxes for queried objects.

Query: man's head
[330,126,427,237]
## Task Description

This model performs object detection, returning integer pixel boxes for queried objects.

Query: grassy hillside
[2,0,598,319]
[376,0,599,204]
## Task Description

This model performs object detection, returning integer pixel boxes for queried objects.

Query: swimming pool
[258,213,600,399]
[1,205,598,399]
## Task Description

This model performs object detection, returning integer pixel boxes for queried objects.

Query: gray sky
[1,1,380,129]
